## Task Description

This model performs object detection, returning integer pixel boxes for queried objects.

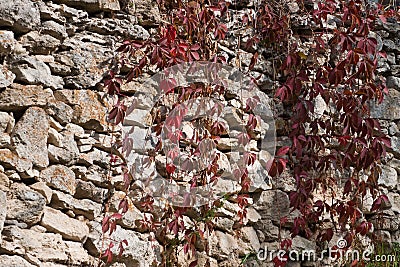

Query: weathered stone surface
[1,225,69,263]
[0,112,14,134]
[20,31,61,55]
[0,149,32,172]
[41,206,89,242]
[30,182,53,204]
[0,172,10,191]
[52,0,120,12]
[0,84,53,111]
[0,255,35,267]
[59,33,115,89]
[42,20,68,40]
[11,56,64,89]
[0,67,15,88]
[370,88,400,120]
[0,0,41,33]
[51,190,102,220]
[6,183,46,226]
[209,230,238,259]
[88,18,149,39]
[11,107,49,169]
[128,0,161,26]
[48,130,79,164]
[253,190,290,223]
[39,165,76,195]
[64,241,95,266]
[0,30,16,54]
[86,221,159,266]
[74,179,106,203]
[379,165,398,189]
[54,90,108,131]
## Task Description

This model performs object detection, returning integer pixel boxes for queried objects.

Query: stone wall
[0,1,399,267]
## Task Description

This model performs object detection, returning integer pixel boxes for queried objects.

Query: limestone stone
[370,88,400,120]
[46,101,74,125]
[0,172,10,191]
[40,165,76,195]
[42,20,68,40]
[41,206,89,242]
[128,0,161,26]
[54,90,108,131]
[20,31,61,55]
[0,149,32,172]
[11,107,49,169]
[0,0,41,33]
[0,255,35,267]
[11,56,64,90]
[378,165,398,189]
[48,131,79,164]
[86,221,159,266]
[0,68,15,88]
[6,183,46,226]
[253,190,290,223]
[58,33,115,89]
[1,225,69,262]
[0,30,16,54]
[0,111,14,134]
[0,84,53,111]
[209,230,238,259]
[30,182,53,204]
[64,241,95,266]
[52,0,120,12]
[51,190,102,220]
[74,179,106,203]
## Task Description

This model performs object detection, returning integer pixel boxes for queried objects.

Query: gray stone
[39,165,76,195]
[253,190,290,223]
[6,183,46,226]
[41,206,89,242]
[0,68,16,88]
[0,30,16,54]
[11,56,64,89]
[0,172,10,191]
[54,90,108,131]
[128,0,161,26]
[59,33,114,89]
[86,221,159,266]
[1,225,69,263]
[387,76,400,90]
[11,107,49,169]
[20,31,61,55]
[74,179,106,203]
[51,190,102,220]
[0,112,14,134]
[46,101,74,125]
[0,149,33,172]
[0,84,53,111]
[48,130,79,164]
[379,165,398,189]
[0,0,41,33]
[52,0,120,12]
[42,20,68,40]
[0,255,35,267]
[87,18,149,39]
[30,182,53,204]
[48,62,72,76]
[370,89,400,120]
